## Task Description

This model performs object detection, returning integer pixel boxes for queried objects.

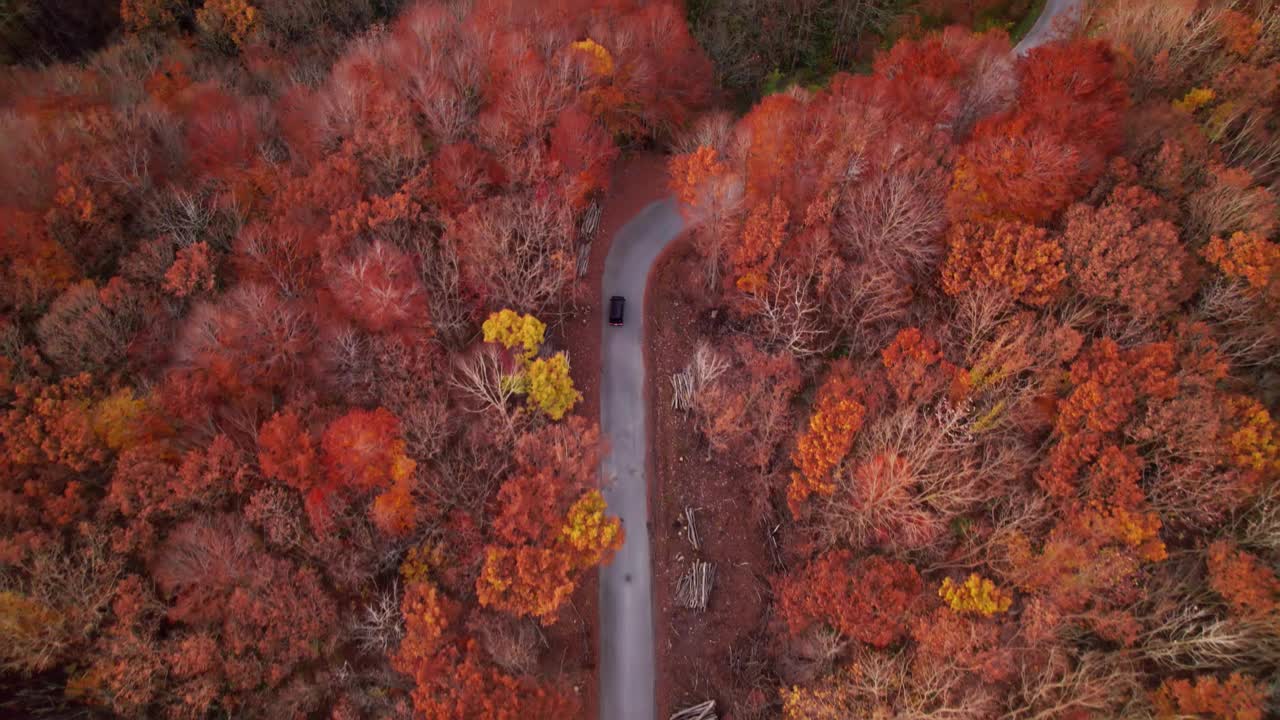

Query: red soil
[647,240,777,719]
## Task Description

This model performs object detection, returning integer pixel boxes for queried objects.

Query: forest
[0,0,710,716]
[0,0,1278,719]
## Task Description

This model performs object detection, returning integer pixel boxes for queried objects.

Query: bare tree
[1134,553,1280,675]
[1236,483,1280,556]
[1088,0,1229,99]
[142,187,218,248]
[244,485,309,552]
[1137,610,1280,675]
[953,43,1016,137]
[782,645,998,719]
[1195,279,1280,371]
[823,263,914,353]
[399,396,452,463]
[1,531,123,674]
[672,341,731,413]
[689,0,903,94]
[256,0,376,41]
[673,111,738,156]
[936,488,1053,576]
[1002,649,1144,720]
[450,194,577,317]
[36,280,143,373]
[472,612,541,676]
[816,401,1033,555]
[1214,103,1280,183]
[449,344,523,439]
[745,263,834,358]
[835,167,947,281]
[405,233,473,351]
[1187,166,1278,240]
[349,581,404,656]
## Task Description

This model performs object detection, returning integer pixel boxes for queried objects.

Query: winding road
[1014,0,1081,55]
[598,198,684,720]
[596,2,1081,718]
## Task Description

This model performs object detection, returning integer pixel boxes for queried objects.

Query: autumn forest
[0,0,1278,718]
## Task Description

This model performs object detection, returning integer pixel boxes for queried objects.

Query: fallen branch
[684,506,700,552]
[765,522,785,572]
[670,700,716,720]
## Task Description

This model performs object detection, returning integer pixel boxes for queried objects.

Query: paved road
[598,199,684,720]
[1014,0,1082,54]
[595,2,1081,718]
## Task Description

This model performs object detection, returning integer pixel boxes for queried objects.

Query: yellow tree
[92,387,154,451]
[476,486,621,621]
[570,39,615,76]
[939,574,1014,617]
[526,354,581,420]
[480,309,580,421]
[561,490,622,561]
[483,309,546,362]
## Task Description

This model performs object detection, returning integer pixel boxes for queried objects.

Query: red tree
[256,410,318,494]
[549,106,618,210]
[0,208,76,315]
[1151,673,1266,720]
[1059,186,1194,317]
[881,327,967,406]
[731,196,790,296]
[777,550,923,648]
[941,219,1066,305]
[949,39,1128,224]
[788,361,867,515]
[1207,540,1280,618]
[163,242,216,299]
[872,26,1015,131]
[693,338,803,472]
[149,515,337,713]
[476,418,621,621]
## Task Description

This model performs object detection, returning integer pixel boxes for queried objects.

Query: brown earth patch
[647,240,777,719]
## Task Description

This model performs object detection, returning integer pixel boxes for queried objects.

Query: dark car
[609,296,625,326]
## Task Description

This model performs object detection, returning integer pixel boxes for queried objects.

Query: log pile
[675,560,715,611]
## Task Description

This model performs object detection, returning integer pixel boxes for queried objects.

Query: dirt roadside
[646,241,777,720]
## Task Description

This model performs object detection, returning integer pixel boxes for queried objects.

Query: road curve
[1014,0,1083,55]
[598,199,685,720]
[596,2,1081,718]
